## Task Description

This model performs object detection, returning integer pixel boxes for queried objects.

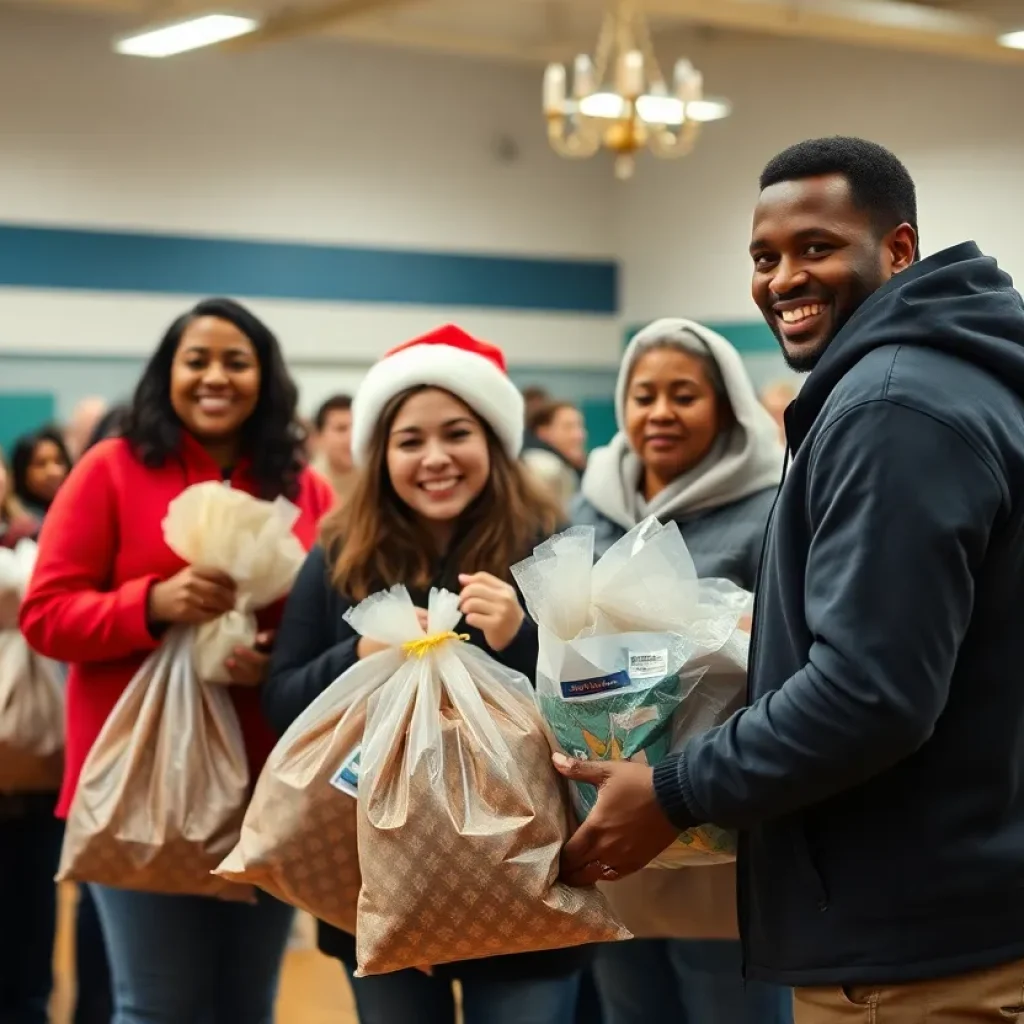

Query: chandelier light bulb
[543,63,567,114]
[618,50,645,99]
[573,55,596,98]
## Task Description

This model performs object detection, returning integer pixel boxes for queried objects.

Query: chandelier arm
[632,0,667,86]
[648,119,702,158]
[547,116,603,159]
[592,8,617,85]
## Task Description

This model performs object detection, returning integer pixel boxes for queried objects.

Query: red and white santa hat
[351,324,525,466]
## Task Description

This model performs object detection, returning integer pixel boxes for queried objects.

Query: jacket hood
[581,318,784,529]
[789,241,1024,449]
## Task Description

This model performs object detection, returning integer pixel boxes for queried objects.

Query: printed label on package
[561,670,631,700]
[628,649,669,680]
[329,746,361,799]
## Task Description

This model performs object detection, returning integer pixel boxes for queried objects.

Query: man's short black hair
[760,136,919,254]
[314,393,353,431]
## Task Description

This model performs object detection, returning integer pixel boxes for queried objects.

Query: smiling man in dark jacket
[554,137,1024,1021]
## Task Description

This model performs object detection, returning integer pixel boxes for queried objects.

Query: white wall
[617,31,1024,330]
[0,6,620,374]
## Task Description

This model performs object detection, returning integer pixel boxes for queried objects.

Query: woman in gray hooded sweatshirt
[572,318,792,1024]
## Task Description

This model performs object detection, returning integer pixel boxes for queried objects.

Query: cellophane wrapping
[512,518,750,869]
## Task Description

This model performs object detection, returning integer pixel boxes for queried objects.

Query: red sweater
[20,434,334,818]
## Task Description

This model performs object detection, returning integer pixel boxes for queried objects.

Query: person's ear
[886,223,918,274]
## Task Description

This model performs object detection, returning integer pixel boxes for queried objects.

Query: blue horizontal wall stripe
[0,223,618,315]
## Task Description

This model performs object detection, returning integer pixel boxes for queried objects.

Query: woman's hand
[225,630,275,687]
[147,566,237,626]
[357,608,428,660]
[458,573,525,653]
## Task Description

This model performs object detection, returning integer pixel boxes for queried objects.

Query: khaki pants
[795,958,1024,1022]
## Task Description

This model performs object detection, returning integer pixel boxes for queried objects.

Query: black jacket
[263,542,591,982]
[654,242,1024,986]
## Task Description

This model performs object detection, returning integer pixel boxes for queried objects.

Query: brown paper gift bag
[0,629,64,793]
[0,539,64,793]
[215,589,421,931]
[215,669,389,933]
[58,627,252,900]
[355,588,630,976]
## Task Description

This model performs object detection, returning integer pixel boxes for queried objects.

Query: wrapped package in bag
[354,587,630,977]
[513,518,750,870]
[58,627,252,900]
[216,590,418,934]
[162,482,307,684]
[0,539,64,793]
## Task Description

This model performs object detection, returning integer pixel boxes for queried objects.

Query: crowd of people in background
[9,133,1024,1024]
[0,305,795,1024]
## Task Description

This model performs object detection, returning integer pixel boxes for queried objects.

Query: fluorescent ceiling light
[115,14,258,58]
[998,30,1024,50]
[579,92,732,125]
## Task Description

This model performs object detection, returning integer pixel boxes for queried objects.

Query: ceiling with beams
[2,0,1023,65]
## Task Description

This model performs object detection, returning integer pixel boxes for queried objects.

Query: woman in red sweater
[21,297,334,1024]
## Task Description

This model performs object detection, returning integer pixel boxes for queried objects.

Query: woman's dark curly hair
[122,297,303,500]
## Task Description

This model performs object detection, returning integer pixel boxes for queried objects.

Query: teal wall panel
[580,398,617,449]
[0,391,56,456]
[625,319,777,353]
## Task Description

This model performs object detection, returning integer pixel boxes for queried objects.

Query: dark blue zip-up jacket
[654,241,1024,986]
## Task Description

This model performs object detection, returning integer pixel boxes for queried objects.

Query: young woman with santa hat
[264,325,590,1024]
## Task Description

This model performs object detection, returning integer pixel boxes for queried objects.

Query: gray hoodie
[572,318,785,589]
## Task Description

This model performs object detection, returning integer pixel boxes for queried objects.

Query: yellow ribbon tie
[402,631,470,660]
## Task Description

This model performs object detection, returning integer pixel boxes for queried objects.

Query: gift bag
[58,627,252,900]
[215,590,415,934]
[513,518,750,870]
[0,539,64,793]
[355,588,629,977]
[163,482,306,684]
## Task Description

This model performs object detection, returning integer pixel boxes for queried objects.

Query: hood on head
[790,242,1024,449]
[615,318,781,456]
[581,318,785,529]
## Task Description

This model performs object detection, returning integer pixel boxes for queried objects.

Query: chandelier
[542,0,731,180]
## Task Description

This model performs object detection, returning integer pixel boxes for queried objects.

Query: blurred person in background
[760,379,797,442]
[0,443,61,1024]
[64,397,109,464]
[521,384,551,423]
[572,317,789,1024]
[12,426,71,521]
[0,445,38,549]
[264,325,588,1024]
[84,403,131,454]
[312,393,357,501]
[20,297,334,1023]
[522,400,587,515]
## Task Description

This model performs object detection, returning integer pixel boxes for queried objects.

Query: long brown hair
[322,387,560,600]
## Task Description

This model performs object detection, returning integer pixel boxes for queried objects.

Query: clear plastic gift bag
[215,589,415,935]
[0,539,64,793]
[513,517,750,870]
[354,587,629,977]
[58,627,252,900]
[162,482,307,684]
